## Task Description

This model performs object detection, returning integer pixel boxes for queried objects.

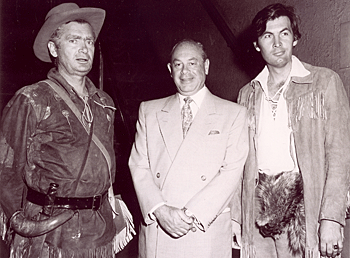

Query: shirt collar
[254,55,311,92]
[177,85,208,108]
[47,68,98,98]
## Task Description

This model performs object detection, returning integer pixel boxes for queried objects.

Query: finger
[166,226,187,238]
[176,218,193,230]
[333,243,342,257]
[170,232,182,238]
[336,241,343,253]
[326,243,335,258]
[174,219,194,233]
[178,210,193,224]
[320,242,327,257]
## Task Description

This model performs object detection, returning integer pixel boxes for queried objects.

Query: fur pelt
[256,171,306,257]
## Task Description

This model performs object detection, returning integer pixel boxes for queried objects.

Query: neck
[267,62,292,85]
[266,63,292,98]
[58,69,87,97]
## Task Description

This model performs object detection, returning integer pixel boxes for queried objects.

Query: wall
[216,0,350,98]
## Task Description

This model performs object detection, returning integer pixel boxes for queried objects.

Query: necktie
[181,97,193,138]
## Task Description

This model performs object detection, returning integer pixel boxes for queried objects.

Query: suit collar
[156,90,218,161]
[157,95,183,160]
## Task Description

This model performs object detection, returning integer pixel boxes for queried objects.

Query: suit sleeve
[129,102,166,225]
[185,106,249,231]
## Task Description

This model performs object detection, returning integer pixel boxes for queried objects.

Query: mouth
[76,57,89,63]
[273,51,285,57]
[180,77,193,83]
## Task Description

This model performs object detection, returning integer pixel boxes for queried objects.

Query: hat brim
[34,7,105,62]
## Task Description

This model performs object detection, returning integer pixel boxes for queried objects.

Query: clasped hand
[153,205,194,238]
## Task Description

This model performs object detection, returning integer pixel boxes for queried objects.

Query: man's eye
[87,40,94,45]
[69,39,77,43]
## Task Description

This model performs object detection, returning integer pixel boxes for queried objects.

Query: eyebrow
[67,34,95,41]
[263,27,291,35]
[172,57,199,63]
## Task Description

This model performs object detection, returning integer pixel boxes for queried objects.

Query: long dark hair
[252,3,301,42]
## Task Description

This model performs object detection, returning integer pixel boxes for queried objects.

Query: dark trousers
[342,219,350,258]
[232,248,240,258]
[0,239,9,258]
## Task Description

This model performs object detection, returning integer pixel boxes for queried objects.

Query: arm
[128,102,194,237]
[319,72,350,256]
[185,106,249,231]
[0,90,39,220]
[129,102,165,224]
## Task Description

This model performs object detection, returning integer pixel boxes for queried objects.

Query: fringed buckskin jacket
[0,68,117,257]
[236,61,350,258]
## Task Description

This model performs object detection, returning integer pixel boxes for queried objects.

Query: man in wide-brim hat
[0,3,130,257]
[34,2,105,63]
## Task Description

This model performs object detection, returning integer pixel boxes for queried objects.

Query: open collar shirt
[254,56,310,175]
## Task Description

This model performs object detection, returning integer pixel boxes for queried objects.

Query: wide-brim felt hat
[33,3,105,62]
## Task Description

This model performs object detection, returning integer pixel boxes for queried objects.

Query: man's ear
[48,41,58,58]
[204,59,210,75]
[167,63,172,77]
[253,42,260,52]
[293,40,298,47]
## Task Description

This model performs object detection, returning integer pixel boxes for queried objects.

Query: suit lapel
[185,91,218,141]
[156,95,183,161]
[160,91,219,190]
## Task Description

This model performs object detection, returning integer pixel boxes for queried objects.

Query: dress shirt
[177,85,208,118]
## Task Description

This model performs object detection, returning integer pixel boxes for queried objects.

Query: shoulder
[302,62,340,81]
[240,81,254,93]
[11,81,54,105]
[2,80,55,122]
[95,88,115,107]
[236,81,255,107]
[140,95,176,110]
[208,92,247,114]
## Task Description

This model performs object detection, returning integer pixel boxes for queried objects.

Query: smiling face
[48,21,95,78]
[254,16,297,70]
[167,42,209,96]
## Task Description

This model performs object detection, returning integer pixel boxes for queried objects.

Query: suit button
[201,175,206,181]
[156,173,160,178]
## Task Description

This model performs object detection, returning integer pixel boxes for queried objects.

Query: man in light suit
[129,39,249,258]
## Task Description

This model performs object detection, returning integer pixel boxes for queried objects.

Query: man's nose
[181,65,190,74]
[273,37,282,48]
[79,42,88,53]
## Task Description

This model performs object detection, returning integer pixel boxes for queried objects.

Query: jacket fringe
[10,240,114,258]
[292,92,327,123]
[0,206,7,240]
[346,191,350,219]
[241,243,256,258]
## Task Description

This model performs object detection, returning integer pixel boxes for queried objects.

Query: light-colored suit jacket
[129,90,248,258]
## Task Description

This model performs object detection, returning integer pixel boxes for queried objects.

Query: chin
[76,70,91,76]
